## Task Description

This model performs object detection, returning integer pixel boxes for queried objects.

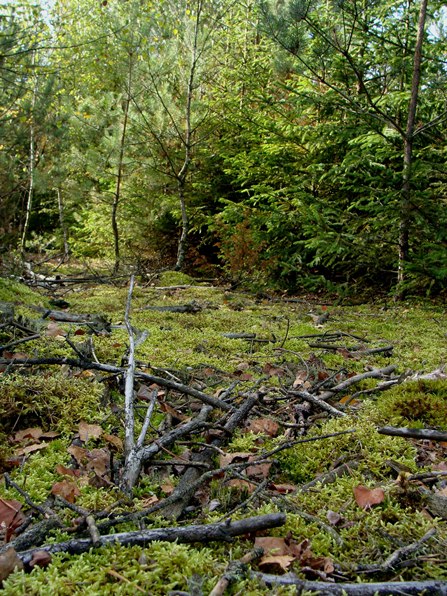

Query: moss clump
[2,542,221,595]
[158,270,195,286]
[0,277,48,307]
[377,379,447,429]
[0,372,105,434]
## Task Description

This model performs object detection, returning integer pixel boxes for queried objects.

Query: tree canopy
[1,0,446,295]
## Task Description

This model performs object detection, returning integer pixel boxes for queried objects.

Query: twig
[378,426,447,442]
[17,513,287,568]
[250,574,447,594]
[288,389,346,417]
[4,473,54,518]
[209,547,264,596]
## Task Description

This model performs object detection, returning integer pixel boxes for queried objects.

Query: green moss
[0,372,106,434]
[158,270,195,286]
[1,440,70,504]
[2,543,220,595]
[0,278,48,307]
[377,379,447,429]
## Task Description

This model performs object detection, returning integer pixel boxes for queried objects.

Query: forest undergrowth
[0,266,446,595]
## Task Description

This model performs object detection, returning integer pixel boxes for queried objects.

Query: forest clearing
[0,269,446,594]
[1,0,447,591]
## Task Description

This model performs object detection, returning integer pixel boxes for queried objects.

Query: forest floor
[0,267,446,595]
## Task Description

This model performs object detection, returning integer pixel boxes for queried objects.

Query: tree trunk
[20,52,37,257]
[112,54,133,275]
[397,0,428,289]
[56,187,70,260]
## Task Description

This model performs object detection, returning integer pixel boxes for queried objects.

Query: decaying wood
[251,574,447,595]
[162,393,259,519]
[17,513,286,568]
[378,426,447,442]
[308,343,393,356]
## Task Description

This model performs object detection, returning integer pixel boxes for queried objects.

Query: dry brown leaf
[67,445,88,464]
[103,434,123,451]
[255,537,289,555]
[15,442,48,456]
[45,321,67,338]
[29,550,52,569]
[74,328,86,336]
[353,485,385,509]
[219,452,251,467]
[55,464,80,478]
[270,483,296,494]
[226,479,257,493]
[86,448,110,477]
[246,418,279,437]
[13,427,43,442]
[51,480,81,503]
[0,499,25,541]
[0,547,24,582]
[258,554,295,573]
[78,422,103,442]
[160,481,175,495]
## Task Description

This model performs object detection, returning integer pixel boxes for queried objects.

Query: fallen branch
[17,513,286,568]
[209,547,264,596]
[0,356,233,411]
[378,426,447,441]
[251,574,447,595]
[288,390,346,417]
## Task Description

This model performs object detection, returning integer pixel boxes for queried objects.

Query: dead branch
[17,513,286,568]
[378,426,447,441]
[308,343,393,356]
[251,574,447,594]
[209,547,264,596]
[0,356,234,411]
[141,302,203,313]
[317,365,397,400]
[288,390,346,417]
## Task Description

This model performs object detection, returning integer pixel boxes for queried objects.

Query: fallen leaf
[159,401,187,421]
[263,363,285,377]
[326,510,342,526]
[29,550,52,569]
[13,427,43,442]
[86,448,110,477]
[258,554,295,573]
[15,442,48,456]
[40,431,60,440]
[160,481,175,495]
[45,321,67,338]
[68,445,88,465]
[51,480,81,503]
[246,457,271,479]
[270,483,296,494]
[78,422,103,442]
[354,485,385,509]
[226,479,257,493]
[55,464,80,478]
[255,536,289,555]
[0,547,24,582]
[0,499,26,541]
[74,329,86,336]
[103,434,123,451]
[246,418,279,437]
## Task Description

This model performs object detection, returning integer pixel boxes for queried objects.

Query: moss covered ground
[0,273,446,594]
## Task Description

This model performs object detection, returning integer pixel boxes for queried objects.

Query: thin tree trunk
[56,187,70,260]
[174,0,202,271]
[112,54,133,275]
[397,0,428,288]
[20,52,37,257]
